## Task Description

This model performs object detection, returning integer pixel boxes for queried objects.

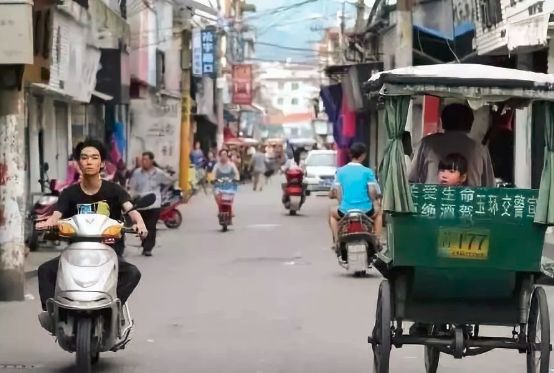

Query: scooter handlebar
[122,226,138,234]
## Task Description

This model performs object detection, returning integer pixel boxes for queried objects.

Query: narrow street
[0,181,552,372]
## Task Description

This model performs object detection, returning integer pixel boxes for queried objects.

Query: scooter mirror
[134,193,156,210]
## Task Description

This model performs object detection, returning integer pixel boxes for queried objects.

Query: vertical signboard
[200,29,216,76]
[192,28,217,77]
[192,28,202,76]
[232,64,252,105]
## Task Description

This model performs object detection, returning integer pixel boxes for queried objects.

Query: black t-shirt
[56,180,131,221]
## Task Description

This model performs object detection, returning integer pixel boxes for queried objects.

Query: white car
[302,150,337,193]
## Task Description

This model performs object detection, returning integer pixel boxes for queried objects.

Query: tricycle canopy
[367,64,554,105]
[365,63,554,225]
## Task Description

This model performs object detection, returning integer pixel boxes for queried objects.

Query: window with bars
[480,0,503,29]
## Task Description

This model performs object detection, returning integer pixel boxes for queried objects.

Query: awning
[30,83,72,99]
[159,89,181,99]
[240,104,265,112]
[92,90,113,101]
[178,0,218,16]
[414,23,474,41]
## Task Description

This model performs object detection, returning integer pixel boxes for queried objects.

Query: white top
[369,64,554,86]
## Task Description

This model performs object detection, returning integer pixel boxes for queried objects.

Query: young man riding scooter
[36,139,148,333]
[328,142,383,248]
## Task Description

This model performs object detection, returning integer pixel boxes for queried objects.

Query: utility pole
[179,30,192,192]
[0,85,26,301]
[395,0,413,68]
[354,0,365,33]
[339,1,346,64]
[216,29,225,151]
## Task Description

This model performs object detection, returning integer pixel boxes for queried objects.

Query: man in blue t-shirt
[328,142,382,246]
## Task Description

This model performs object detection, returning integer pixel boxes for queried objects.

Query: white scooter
[38,194,155,373]
[335,210,378,276]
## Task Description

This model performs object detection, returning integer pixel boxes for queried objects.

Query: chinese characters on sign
[192,28,217,77]
[410,184,538,222]
[192,29,202,76]
[232,64,253,105]
[227,30,245,63]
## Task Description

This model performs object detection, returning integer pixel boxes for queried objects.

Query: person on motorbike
[36,139,148,333]
[328,142,382,248]
[213,149,240,209]
[280,156,306,207]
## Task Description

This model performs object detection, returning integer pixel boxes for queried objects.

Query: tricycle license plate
[437,228,490,260]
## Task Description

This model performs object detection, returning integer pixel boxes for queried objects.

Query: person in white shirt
[408,104,495,187]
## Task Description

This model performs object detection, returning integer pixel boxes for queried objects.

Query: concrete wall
[129,94,182,171]
[0,89,26,300]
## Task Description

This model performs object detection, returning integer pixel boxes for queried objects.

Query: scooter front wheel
[76,317,93,373]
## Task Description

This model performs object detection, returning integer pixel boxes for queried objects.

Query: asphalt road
[0,181,553,373]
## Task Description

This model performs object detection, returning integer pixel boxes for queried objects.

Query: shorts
[338,209,374,218]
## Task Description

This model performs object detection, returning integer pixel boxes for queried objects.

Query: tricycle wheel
[372,279,392,373]
[424,345,440,373]
[423,325,440,372]
[527,286,550,373]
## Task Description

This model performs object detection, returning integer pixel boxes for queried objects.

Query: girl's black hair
[219,148,229,156]
[438,153,468,174]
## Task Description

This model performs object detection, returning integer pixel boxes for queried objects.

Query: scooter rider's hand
[134,222,148,239]
[35,211,62,231]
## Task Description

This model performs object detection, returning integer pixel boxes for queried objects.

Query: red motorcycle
[215,178,237,232]
[282,166,306,215]
[159,185,185,229]
[336,211,378,276]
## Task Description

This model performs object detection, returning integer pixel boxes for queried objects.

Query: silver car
[302,150,337,193]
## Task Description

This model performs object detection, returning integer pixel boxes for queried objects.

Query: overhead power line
[244,0,320,21]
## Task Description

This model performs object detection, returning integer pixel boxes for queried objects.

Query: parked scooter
[159,184,185,229]
[28,162,78,251]
[335,210,378,276]
[282,166,306,215]
[38,194,155,373]
[214,178,237,232]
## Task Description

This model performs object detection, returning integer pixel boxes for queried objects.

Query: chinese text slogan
[410,184,538,221]
[192,29,217,77]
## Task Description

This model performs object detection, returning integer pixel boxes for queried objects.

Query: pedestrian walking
[128,151,175,256]
[250,146,267,191]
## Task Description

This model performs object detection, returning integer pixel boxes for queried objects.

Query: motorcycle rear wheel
[76,317,93,373]
[164,209,183,229]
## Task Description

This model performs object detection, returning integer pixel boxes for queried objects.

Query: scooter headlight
[102,225,122,238]
[66,250,111,267]
[57,222,76,237]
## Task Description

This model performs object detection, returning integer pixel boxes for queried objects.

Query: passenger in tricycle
[438,153,468,187]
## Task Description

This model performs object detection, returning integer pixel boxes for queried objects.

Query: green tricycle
[366,64,554,373]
